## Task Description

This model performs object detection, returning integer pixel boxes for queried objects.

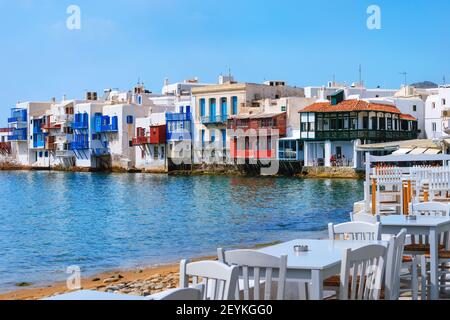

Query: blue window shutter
[200,99,205,117]
[210,99,216,119]
[232,97,238,115]
[221,129,226,148]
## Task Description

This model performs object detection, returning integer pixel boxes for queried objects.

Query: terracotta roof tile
[299,100,402,114]
[400,114,417,121]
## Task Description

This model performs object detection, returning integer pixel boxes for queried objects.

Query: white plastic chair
[328,221,382,241]
[218,249,287,300]
[339,244,387,300]
[179,260,239,300]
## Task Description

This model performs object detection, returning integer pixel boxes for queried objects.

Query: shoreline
[0,255,215,301]
[0,165,364,179]
[0,241,290,301]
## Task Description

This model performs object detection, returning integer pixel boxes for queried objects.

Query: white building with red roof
[298,92,420,168]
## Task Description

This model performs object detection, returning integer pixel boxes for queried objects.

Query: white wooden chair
[407,202,449,252]
[408,202,450,299]
[328,221,382,241]
[152,287,203,300]
[217,249,287,300]
[179,260,239,300]
[384,229,409,300]
[428,169,450,201]
[43,287,203,300]
[339,244,387,300]
[325,221,382,297]
[373,166,404,215]
[350,212,381,224]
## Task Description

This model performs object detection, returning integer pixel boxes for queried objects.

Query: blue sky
[1,0,450,123]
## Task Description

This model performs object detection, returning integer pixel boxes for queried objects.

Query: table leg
[311,270,323,300]
[429,229,439,300]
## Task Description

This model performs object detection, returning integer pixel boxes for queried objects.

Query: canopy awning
[392,148,412,155]
[424,148,442,155]
[408,147,428,155]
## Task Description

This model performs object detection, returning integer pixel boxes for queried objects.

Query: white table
[258,239,386,300]
[380,215,450,300]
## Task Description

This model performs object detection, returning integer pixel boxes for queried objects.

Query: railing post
[372,178,377,216]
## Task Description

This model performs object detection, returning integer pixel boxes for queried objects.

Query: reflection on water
[0,171,363,291]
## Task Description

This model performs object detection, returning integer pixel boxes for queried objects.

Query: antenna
[399,72,407,87]
[443,75,446,85]
[359,64,362,86]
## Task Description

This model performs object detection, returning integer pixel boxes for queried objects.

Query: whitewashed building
[425,86,450,140]
[8,101,53,166]
[133,113,167,172]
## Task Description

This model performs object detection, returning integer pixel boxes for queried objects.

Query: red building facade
[227,112,286,160]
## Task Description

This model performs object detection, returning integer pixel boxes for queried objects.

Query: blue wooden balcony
[8,128,27,141]
[166,113,192,122]
[167,131,192,141]
[8,109,27,123]
[70,141,89,150]
[94,114,118,133]
[72,113,89,130]
[201,115,228,125]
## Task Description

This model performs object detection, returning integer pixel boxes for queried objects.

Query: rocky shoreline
[0,260,194,300]
[99,272,180,297]
[0,163,364,179]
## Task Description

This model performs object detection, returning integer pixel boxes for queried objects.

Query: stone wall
[297,166,365,179]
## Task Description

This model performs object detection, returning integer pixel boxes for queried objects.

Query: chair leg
[440,263,447,295]
[420,255,427,301]
[411,258,418,300]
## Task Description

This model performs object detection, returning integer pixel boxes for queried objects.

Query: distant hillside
[410,81,439,89]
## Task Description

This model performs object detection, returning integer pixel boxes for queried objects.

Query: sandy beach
[0,256,216,301]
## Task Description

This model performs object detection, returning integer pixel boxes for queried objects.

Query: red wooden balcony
[132,136,152,146]
[132,125,166,146]
[0,142,11,155]
[45,136,56,150]
[41,123,61,130]
[232,149,275,159]
[227,112,287,137]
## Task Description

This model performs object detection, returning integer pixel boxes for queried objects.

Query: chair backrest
[428,169,450,200]
[156,287,203,300]
[179,260,239,300]
[329,222,382,241]
[339,244,387,300]
[409,202,450,246]
[409,202,450,217]
[384,229,407,300]
[350,212,381,224]
[218,249,287,300]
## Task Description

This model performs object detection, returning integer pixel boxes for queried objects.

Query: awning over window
[409,147,428,155]
[424,148,442,155]
[392,148,412,155]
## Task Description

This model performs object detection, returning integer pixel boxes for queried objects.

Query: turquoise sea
[0,171,363,292]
